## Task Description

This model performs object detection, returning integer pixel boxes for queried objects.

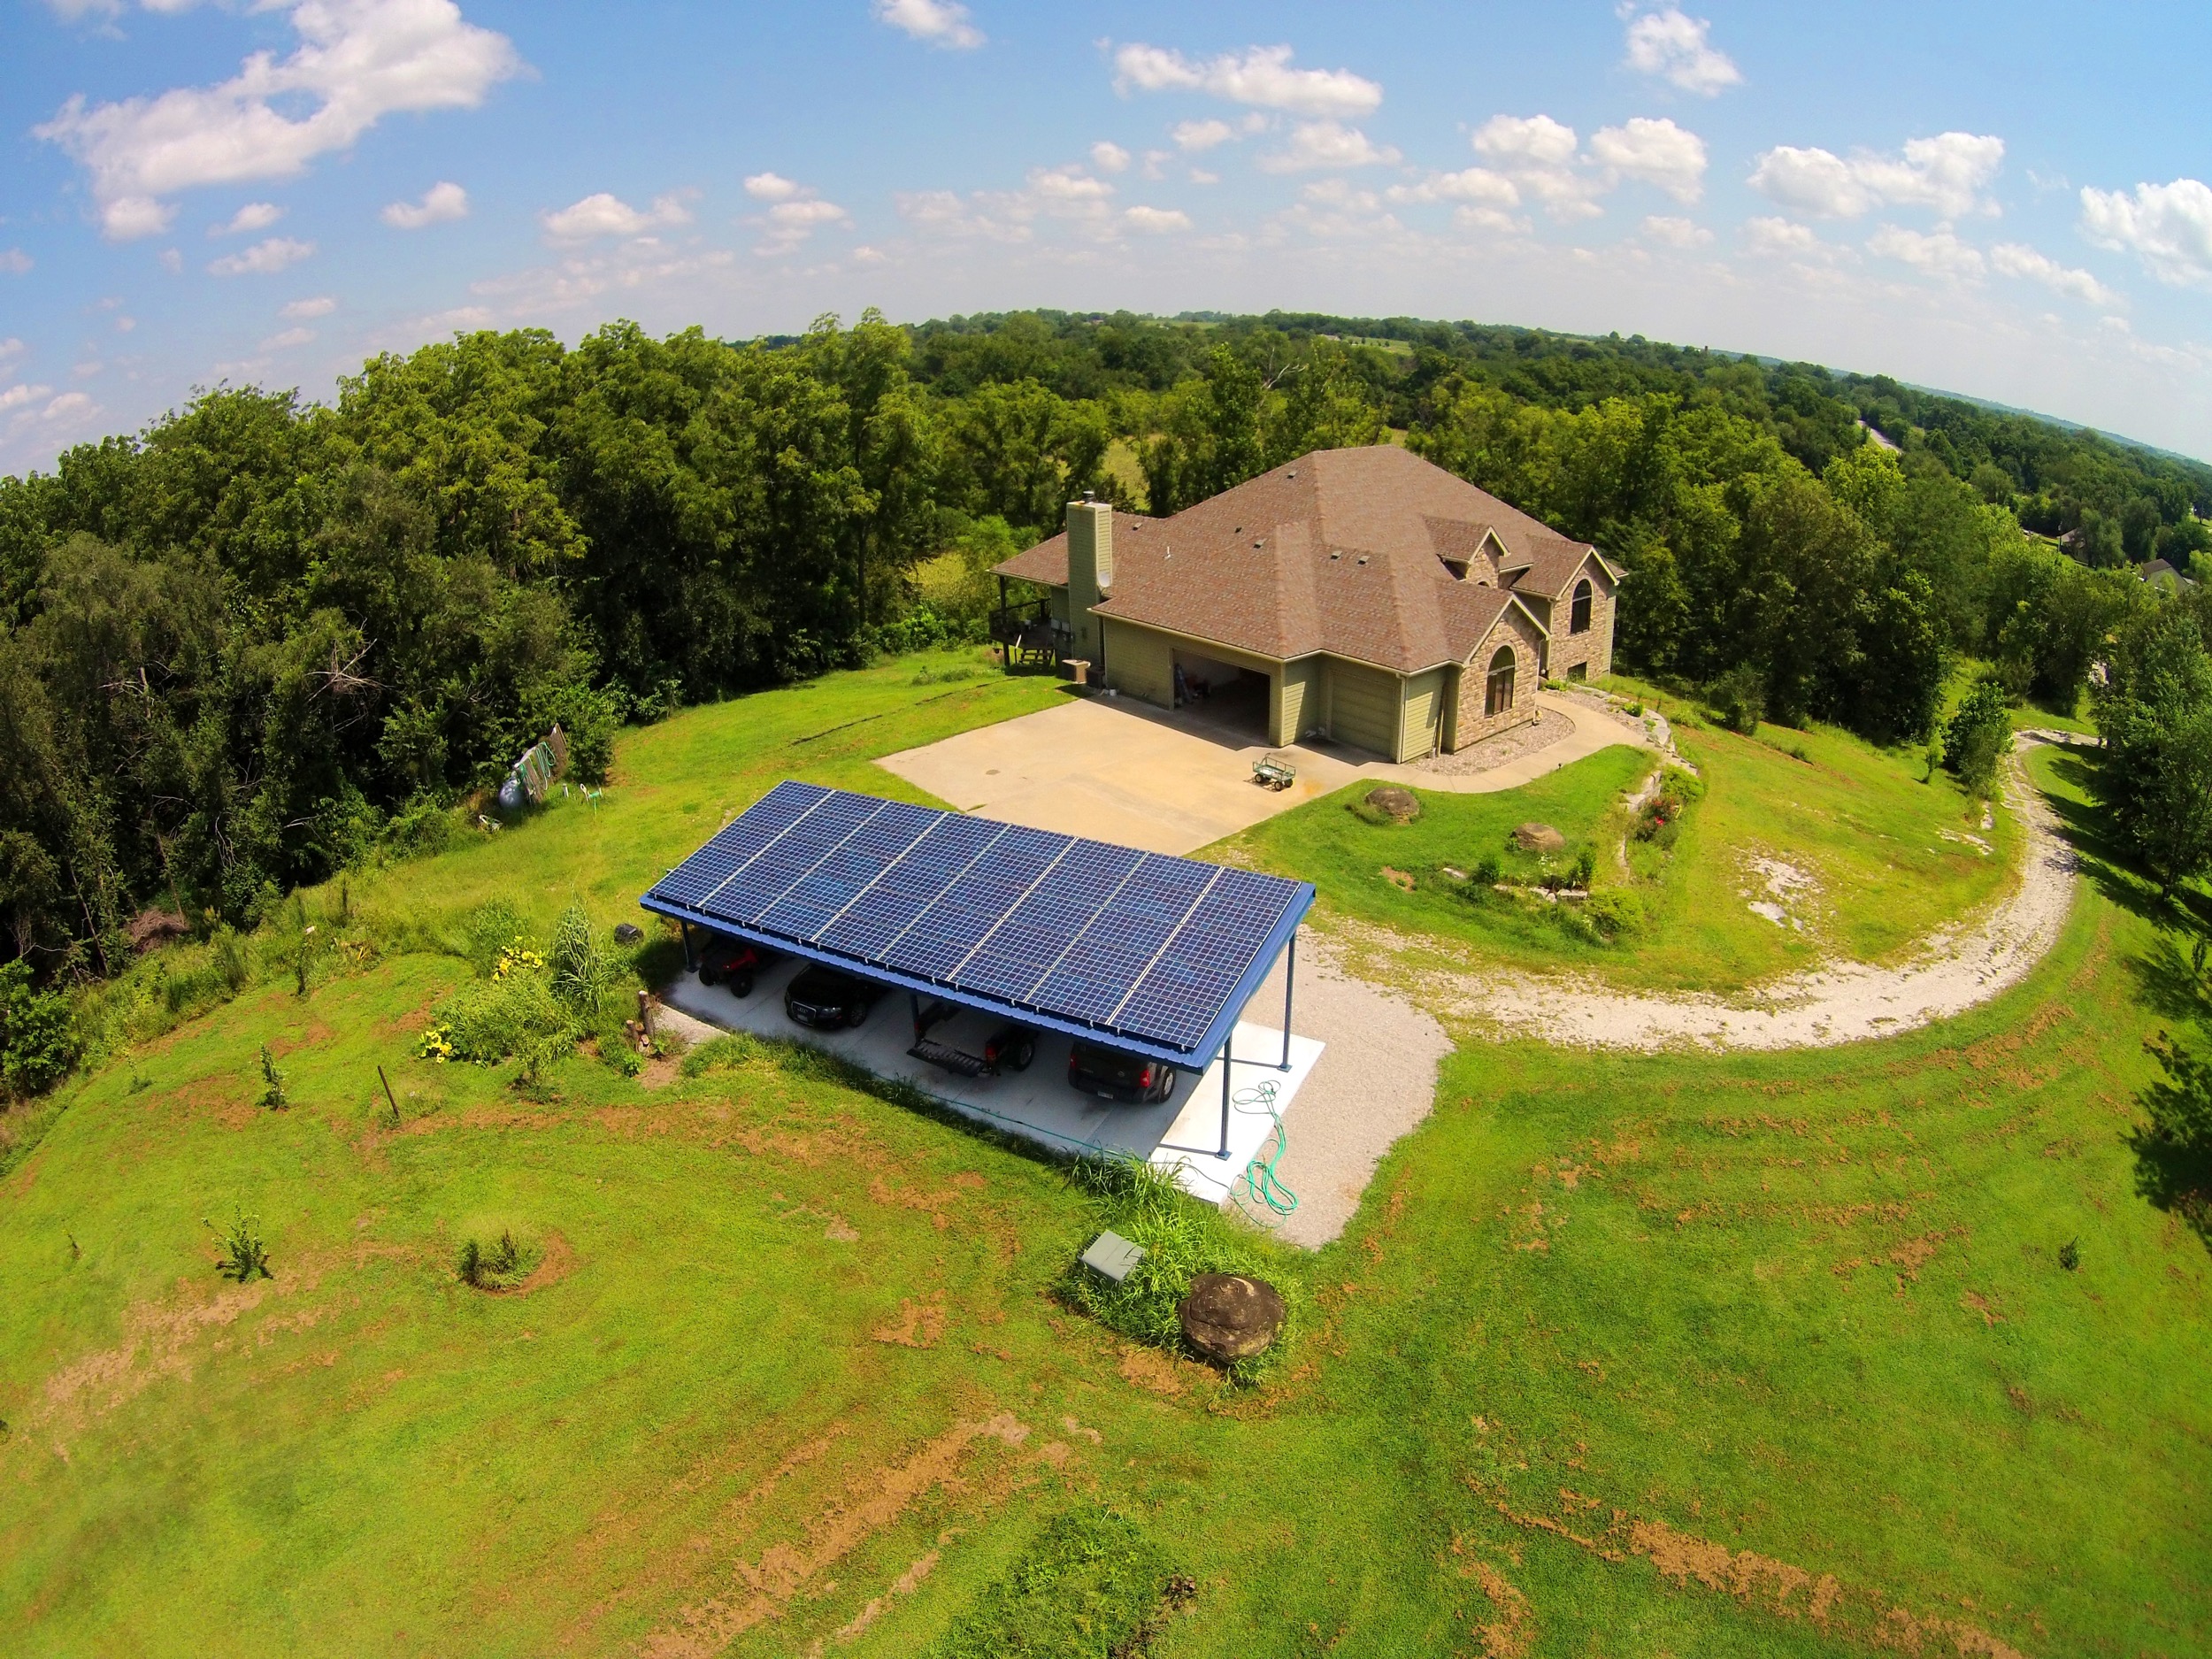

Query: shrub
[1585,888,1647,939]
[457,1226,538,1290]
[1471,852,1502,887]
[434,972,569,1065]
[211,1209,272,1282]
[1571,844,1598,891]
[211,926,250,994]
[257,1044,288,1110]
[1,960,78,1097]
[926,1506,1183,1659]
[1944,675,2014,800]
[1707,664,1765,735]
[1635,767,1705,849]
[462,901,526,977]
[549,901,605,1018]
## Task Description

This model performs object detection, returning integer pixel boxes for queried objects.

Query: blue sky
[5,0,2212,474]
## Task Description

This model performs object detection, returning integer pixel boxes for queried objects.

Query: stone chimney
[1065,498,1113,665]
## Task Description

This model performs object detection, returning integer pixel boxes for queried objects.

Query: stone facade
[1533,558,1617,682]
[1449,605,1548,750]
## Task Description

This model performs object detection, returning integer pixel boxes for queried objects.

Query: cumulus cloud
[1473,114,1598,219]
[758,196,850,255]
[1257,119,1400,173]
[1641,214,1712,248]
[873,0,983,50]
[1587,116,1706,204]
[0,340,23,364]
[381,180,468,227]
[0,384,52,413]
[260,326,317,349]
[1990,242,2119,309]
[1748,132,2005,219]
[1744,216,1823,256]
[208,235,315,275]
[1868,224,1985,279]
[35,0,522,240]
[1172,119,1235,153]
[897,162,1125,242]
[282,295,338,318]
[2079,177,2212,287]
[1122,204,1191,233]
[1112,43,1382,119]
[1622,6,1742,96]
[1385,167,1522,233]
[541,191,692,243]
[0,250,31,275]
[1090,141,1131,174]
[743,172,802,202]
[211,201,283,236]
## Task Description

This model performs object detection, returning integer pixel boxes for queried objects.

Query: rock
[1178,1273,1286,1363]
[613,922,644,945]
[1513,821,1567,853]
[127,908,190,953]
[1364,786,1421,823]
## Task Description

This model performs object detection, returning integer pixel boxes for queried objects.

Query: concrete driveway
[875,687,1648,856]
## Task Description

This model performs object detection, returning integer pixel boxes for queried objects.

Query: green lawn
[1221,680,2019,996]
[1,667,2204,1657]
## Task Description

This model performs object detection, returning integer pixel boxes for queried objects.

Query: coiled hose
[1233,1078,1298,1216]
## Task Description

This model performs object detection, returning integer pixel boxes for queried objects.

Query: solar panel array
[647,781,1307,1055]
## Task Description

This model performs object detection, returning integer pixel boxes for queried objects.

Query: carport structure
[641,782,1314,1160]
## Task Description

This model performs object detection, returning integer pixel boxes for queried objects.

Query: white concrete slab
[663,954,1325,1208]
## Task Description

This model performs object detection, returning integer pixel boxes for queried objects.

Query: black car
[1068,1040,1178,1104]
[696,935,775,996]
[980,1023,1037,1073]
[784,964,884,1030]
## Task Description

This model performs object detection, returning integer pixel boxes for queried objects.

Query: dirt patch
[498,1230,576,1296]
[38,1272,281,1430]
[1449,1537,1536,1658]
[638,1413,1032,1658]
[1116,1344,1194,1395]
[824,1541,946,1647]
[872,1296,946,1349]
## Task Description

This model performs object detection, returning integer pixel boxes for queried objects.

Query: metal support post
[1279,931,1296,1071]
[680,921,696,974]
[1217,1026,1233,1158]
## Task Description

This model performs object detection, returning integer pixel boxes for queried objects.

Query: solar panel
[644,784,1310,1062]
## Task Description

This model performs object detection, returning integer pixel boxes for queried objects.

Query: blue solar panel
[652,780,830,910]
[815,812,996,963]
[645,784,1310,1060]
[757,799,941,941]
[883,826,1071,981]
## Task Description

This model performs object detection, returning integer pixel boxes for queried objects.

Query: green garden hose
[1233,1079,1298,1216]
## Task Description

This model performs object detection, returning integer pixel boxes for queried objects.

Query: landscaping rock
[613,923,644,945]
[1364,786,1421,824]
[1513,822,1567,853]
[1179,1273,1286,1362]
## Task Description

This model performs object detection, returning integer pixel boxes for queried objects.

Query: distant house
[2140,557,2194,592]
[994,445,1620,763]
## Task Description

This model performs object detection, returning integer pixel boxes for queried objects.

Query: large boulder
[1179,1273,1286,1363]
[1364,786,1421,824]
[1513,821,1567,853]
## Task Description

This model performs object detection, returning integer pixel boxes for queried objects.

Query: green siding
[1102,619,1174,709]
[1274,657,1320,746]
[1328,659,1400,757]
[1400,667,1445,761]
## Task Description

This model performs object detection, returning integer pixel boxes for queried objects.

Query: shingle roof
[995,445,1587,672]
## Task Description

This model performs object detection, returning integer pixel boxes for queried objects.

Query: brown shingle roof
[1505,535,1618,602]
[994,445,1579,672]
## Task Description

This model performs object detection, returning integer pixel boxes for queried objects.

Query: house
[993,444,1621,763]
[2139,557,2195,592]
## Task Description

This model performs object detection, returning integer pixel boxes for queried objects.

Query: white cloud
[1122,204,1191,233]
[1749,132,2005,220]
[211,201,283,236]
[1868,224,1984,279]
[208,235,316,275]
[1587,117,1706,204]
[381,180,468,227]
[896,162,1125,242]
[36,0,522,240]
[282,295,338,319]
[1257,119,1400,173]
[1641,214,1712,248]
[0,340,23,365]
[157,248,182,273]
[260,326,316,349]
[541,191,692,242]
[1386,167,1519,210]
[744,172,801,202]
[0,250,32,275]
[1188,168,1218,186]
[2079,177,2212,287]
[1474,114,1599,220]
[1989,242,2119,309]
[1112,43,1382,119]
[39,391,98,425]
[1744,216,1822,255]
[114,314,136,333]
[873,0,983,50]
[1172,119,1235,153]
[1090,141,1131,174]
[0,384,52,413]
[759,196,851,254]
[1622,6,1742,96]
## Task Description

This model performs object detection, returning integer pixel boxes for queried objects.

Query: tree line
[0,306,2200,994]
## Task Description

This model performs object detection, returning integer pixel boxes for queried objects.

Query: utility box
[1080,1230,1146,1284]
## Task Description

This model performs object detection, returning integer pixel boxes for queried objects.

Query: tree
[2094,606,2212,896]
[1942,676,2012,800]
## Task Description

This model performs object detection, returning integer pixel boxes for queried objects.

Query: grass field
[1221,687,2016,997]
[2,665,2206,1657]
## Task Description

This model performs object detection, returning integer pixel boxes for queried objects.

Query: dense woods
[3,305,2208,997]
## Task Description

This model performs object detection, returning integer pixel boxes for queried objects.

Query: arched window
[1570,579,1593,635]
[1485,646,1516,718]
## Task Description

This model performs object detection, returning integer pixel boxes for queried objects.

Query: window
[1570,579,1593,635]
[1484,647,1516,718]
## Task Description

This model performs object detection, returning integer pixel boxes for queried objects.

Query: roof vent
[1356,555,1370,565]
[1286,470,1297,479]
[1328,550,1341,561]
[1254,538,1264,548]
